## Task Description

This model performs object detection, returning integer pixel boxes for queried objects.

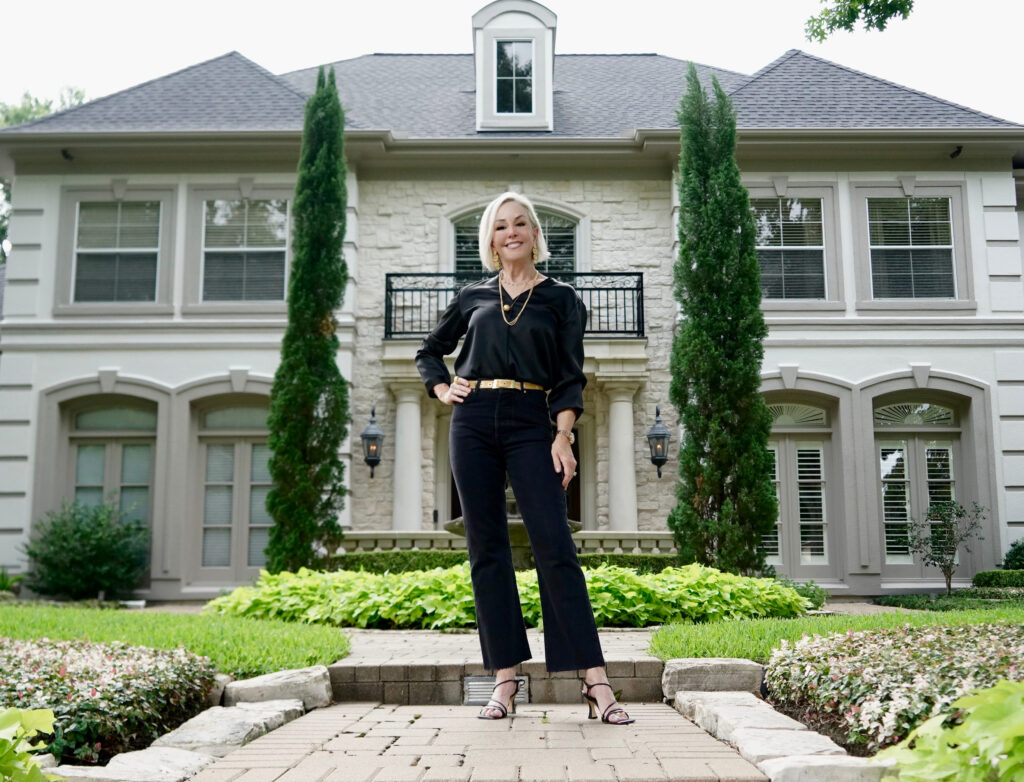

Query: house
[1,0,1022,599]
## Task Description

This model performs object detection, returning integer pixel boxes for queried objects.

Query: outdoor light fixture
[645,405,671,478]
[360,406,385,478]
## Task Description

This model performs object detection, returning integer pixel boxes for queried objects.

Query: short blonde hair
[478,191,550,271]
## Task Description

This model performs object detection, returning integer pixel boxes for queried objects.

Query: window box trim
[745,184,843,308]
[183,185,294,316]
[852,183,974,313]
[476,27,552,131]
[54,187,176,316]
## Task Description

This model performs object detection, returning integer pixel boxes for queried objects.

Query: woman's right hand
[435,377,471,405]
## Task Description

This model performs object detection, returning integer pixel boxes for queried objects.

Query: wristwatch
[556,429,575,445]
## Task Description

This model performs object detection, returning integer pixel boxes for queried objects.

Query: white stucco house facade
[1,0,1023,599]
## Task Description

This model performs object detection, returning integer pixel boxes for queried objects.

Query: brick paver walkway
[190,701,766,782]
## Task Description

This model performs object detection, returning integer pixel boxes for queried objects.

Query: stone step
[327,657,665,705]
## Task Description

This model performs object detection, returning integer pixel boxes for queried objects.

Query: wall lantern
[360,406,385,478]
[645,405,671,478]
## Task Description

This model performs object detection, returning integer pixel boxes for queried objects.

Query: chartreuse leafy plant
[204,563,808,629]
[876,679,1024,782]
[0,708,59,782]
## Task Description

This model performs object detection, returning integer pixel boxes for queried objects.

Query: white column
[391,384,423,531]
[605,383,639,531]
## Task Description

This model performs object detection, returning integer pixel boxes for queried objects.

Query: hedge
[972,569,1024,588]
[324,549,682,574]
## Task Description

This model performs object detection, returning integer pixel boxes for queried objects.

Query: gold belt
[459,377,545,391]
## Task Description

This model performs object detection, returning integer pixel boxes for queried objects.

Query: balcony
[384,272,645,339]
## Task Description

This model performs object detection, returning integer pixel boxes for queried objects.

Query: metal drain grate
[463,675,530,706]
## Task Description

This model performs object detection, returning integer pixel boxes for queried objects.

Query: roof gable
[729,49,1016,129]
[0,52,307,135]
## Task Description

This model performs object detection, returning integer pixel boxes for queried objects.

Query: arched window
[69,399,157,525]
[874,401,959,565]
[196,400,271,576]
[765,401,831,572]
[453,208,577,279]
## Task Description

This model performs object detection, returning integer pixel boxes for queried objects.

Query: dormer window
[496,40,533,114]
[473,0,555,131]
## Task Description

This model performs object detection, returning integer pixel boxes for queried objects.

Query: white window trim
[476,27,552,131]
[852,182,975,313]
[493,39,536,117]
[55,186,176,316]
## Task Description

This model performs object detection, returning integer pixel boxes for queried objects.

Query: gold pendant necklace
[499,269,539,326]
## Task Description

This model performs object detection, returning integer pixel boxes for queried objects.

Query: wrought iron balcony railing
[384,272,644,339]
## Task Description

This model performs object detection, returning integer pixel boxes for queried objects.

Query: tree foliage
[805,0,914,41]
[668,63,777,576]
[905,500,986,595]
[1,88,86,264]
[265,67,350,573]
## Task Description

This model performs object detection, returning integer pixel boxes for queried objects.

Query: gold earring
[531,245,538,263]
[492,250,501,270]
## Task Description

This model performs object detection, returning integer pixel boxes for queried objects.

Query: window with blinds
[74,201,160,302]
[202,199,288,301]
[453,209,576,279]
[868,197,955,299]
[751,197,826,299]
[496,40,533,114]
[762,446,782,564]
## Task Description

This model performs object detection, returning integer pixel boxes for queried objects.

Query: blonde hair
[478,191,550,271]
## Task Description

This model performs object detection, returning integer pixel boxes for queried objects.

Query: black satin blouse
[414,275,588,419]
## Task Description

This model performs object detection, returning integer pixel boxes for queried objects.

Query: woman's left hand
[552,433,577,490]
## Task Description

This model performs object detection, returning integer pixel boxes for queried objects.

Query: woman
[415,192,633,725]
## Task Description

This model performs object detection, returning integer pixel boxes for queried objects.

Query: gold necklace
[499,269,539,326]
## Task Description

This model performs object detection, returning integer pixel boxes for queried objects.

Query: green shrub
[876,592,1024,611]
[1,637,215,764]
[973,569,1024,588]
[576,553,680,573]
[0,708,60,782]
[773,576,828,609]
[0,605,349,678]
[960,585,1024,600]
[766,623,1024,753]
[0,566,24,594]
[324,549,469,573]
[1002,538,1024,570]
[206,563,808,629]
[877,678,1024,782]
[22,500,149,600]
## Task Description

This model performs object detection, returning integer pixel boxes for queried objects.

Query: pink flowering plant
[0,637,215,764]
[765,623,1024,754]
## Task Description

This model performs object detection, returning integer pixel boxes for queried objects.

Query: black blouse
[415,275,588,419]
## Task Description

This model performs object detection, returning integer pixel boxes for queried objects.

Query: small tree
[265,67,350,573]
[668,63,778,576]
[906,500,986,595]
[22,500,149,600]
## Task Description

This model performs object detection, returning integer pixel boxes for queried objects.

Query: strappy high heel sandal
[477,677,525,720]
[582,681,635,725]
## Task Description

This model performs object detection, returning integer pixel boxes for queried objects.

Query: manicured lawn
[648,605,1024,663]
[0,604,350,678]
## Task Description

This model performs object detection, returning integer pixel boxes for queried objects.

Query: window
[874,401,958,565]
[73,201,160,302]
[751,197,826,299]
[56,187,175,314]
[852,184,972,310]
[197,403,272,576]
[453,209,576,279]
[868,197,955,298]
[202,199,288,301]
[496,40,533,114]
[764,402,832,572]
[69,402,157,525]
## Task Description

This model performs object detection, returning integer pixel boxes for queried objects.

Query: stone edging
[662,658,895,782]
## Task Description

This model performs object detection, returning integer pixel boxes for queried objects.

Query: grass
[0,604,350,678]
[648,605,1024,664]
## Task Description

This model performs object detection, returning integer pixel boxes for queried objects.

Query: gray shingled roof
[0,52,307,134]
[1,48,1016,139]
[280,54,746,138]
[730,50,1017,128]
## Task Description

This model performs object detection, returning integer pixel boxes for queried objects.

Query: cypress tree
[265,67,349,573]
[667,64,778,575]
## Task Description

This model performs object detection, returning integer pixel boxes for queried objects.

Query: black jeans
[449,387,605,673]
